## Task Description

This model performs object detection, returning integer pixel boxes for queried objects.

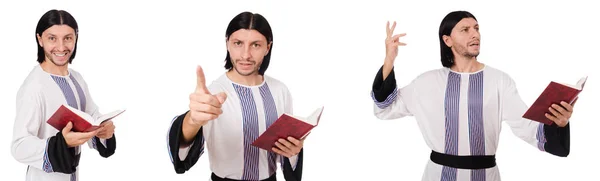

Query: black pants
[211,173,277,181]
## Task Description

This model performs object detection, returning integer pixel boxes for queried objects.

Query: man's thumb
[216,92,227,104]
[62,122,73,132]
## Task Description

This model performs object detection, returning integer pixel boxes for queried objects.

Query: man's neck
[226,70,264,86]
[451,56,483,73]
[40,60,69,76]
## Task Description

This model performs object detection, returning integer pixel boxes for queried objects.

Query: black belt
[211,173,276,181]
[430,150,496,169]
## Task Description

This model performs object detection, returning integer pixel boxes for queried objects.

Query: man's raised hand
[188,65,227,126]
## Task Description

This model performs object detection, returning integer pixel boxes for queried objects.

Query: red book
[46,104,126,132]
[523,76,587,125]
[252,106,324,152]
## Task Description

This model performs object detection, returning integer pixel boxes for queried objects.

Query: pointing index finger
[195,65,210,94]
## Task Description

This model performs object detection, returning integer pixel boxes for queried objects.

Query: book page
[283,106,323,126]
[576,76,588,90]
[557,76,588,90]
[64,104,95,124]
[97,109,126,125]
[305,106,324,126]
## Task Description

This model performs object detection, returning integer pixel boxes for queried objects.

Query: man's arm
[371,65,414,120]
[167,111,206,174]
[77,73,117,158]
[11,88,80,174]
[281,149,303,181]
[85,103,116,158]
[501,75,570,157]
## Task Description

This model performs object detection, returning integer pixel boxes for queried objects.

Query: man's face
[444,18,480,59]
[227,29,271,76]
[37,25,76,66]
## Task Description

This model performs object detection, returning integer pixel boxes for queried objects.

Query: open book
[522,76,587,125]
[251,106,324,152]
[46,104,126,132]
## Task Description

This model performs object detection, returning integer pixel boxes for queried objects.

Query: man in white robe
[371,11,574,181]
[167,12,304,181]
[12,9,117,181]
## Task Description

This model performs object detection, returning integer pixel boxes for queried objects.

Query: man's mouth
[53,52,67,57]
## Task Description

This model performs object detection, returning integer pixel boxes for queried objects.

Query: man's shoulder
[414,68,448,80]
[264,75,289,90]
[482,64,513,81]
[17,65,47,96]
[67,68,85,80]
[207,73,231,93]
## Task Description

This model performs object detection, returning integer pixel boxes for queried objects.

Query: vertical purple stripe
[51,76,78,110]
[69,75,87,112]
[441,72,460,181]
[468,72,486,181]
[233,84,260,180]
[50,75,83,177]
[259,83,278,175]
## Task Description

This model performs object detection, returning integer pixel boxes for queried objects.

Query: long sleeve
[11,86,80,174]
[276,84,303,181]
[371,65,414,120]
[90,136,116,158]
[79,75,117,157]
[85,99,117,158]
[501,75,570,157]
[167,111,206,174]
[281,149,303,181]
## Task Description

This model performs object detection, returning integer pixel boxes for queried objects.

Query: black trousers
[211,173,277,181]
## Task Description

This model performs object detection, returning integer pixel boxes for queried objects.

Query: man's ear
[37,33,43,47]
[443,35,452,48]
[265,41,272,55]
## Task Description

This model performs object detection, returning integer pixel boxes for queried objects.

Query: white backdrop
[1,0,598,180]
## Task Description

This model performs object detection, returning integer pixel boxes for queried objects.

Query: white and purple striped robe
[12,65,116,181]
[371,65,569,181]
[168,73,302,180]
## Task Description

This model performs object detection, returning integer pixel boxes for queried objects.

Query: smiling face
[37,24,76,67]
[443,18,481,59]
[226,29,271,76]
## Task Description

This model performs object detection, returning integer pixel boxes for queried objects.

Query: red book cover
[46,104,125,132]
[522,76,587,125]
[252,107,323,152]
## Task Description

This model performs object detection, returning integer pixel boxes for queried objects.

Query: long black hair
[438,11,477,68]
[224,12,273,75]
[35,9,79,64]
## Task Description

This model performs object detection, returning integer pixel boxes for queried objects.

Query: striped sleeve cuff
[91,137,108,150]
[541,123,570,157]
[536,123,546,151]
[372,65,398,109]
[167,116,178,163]
[42,138,54,173]
[372,87,398,109]
[168,111,206,174]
